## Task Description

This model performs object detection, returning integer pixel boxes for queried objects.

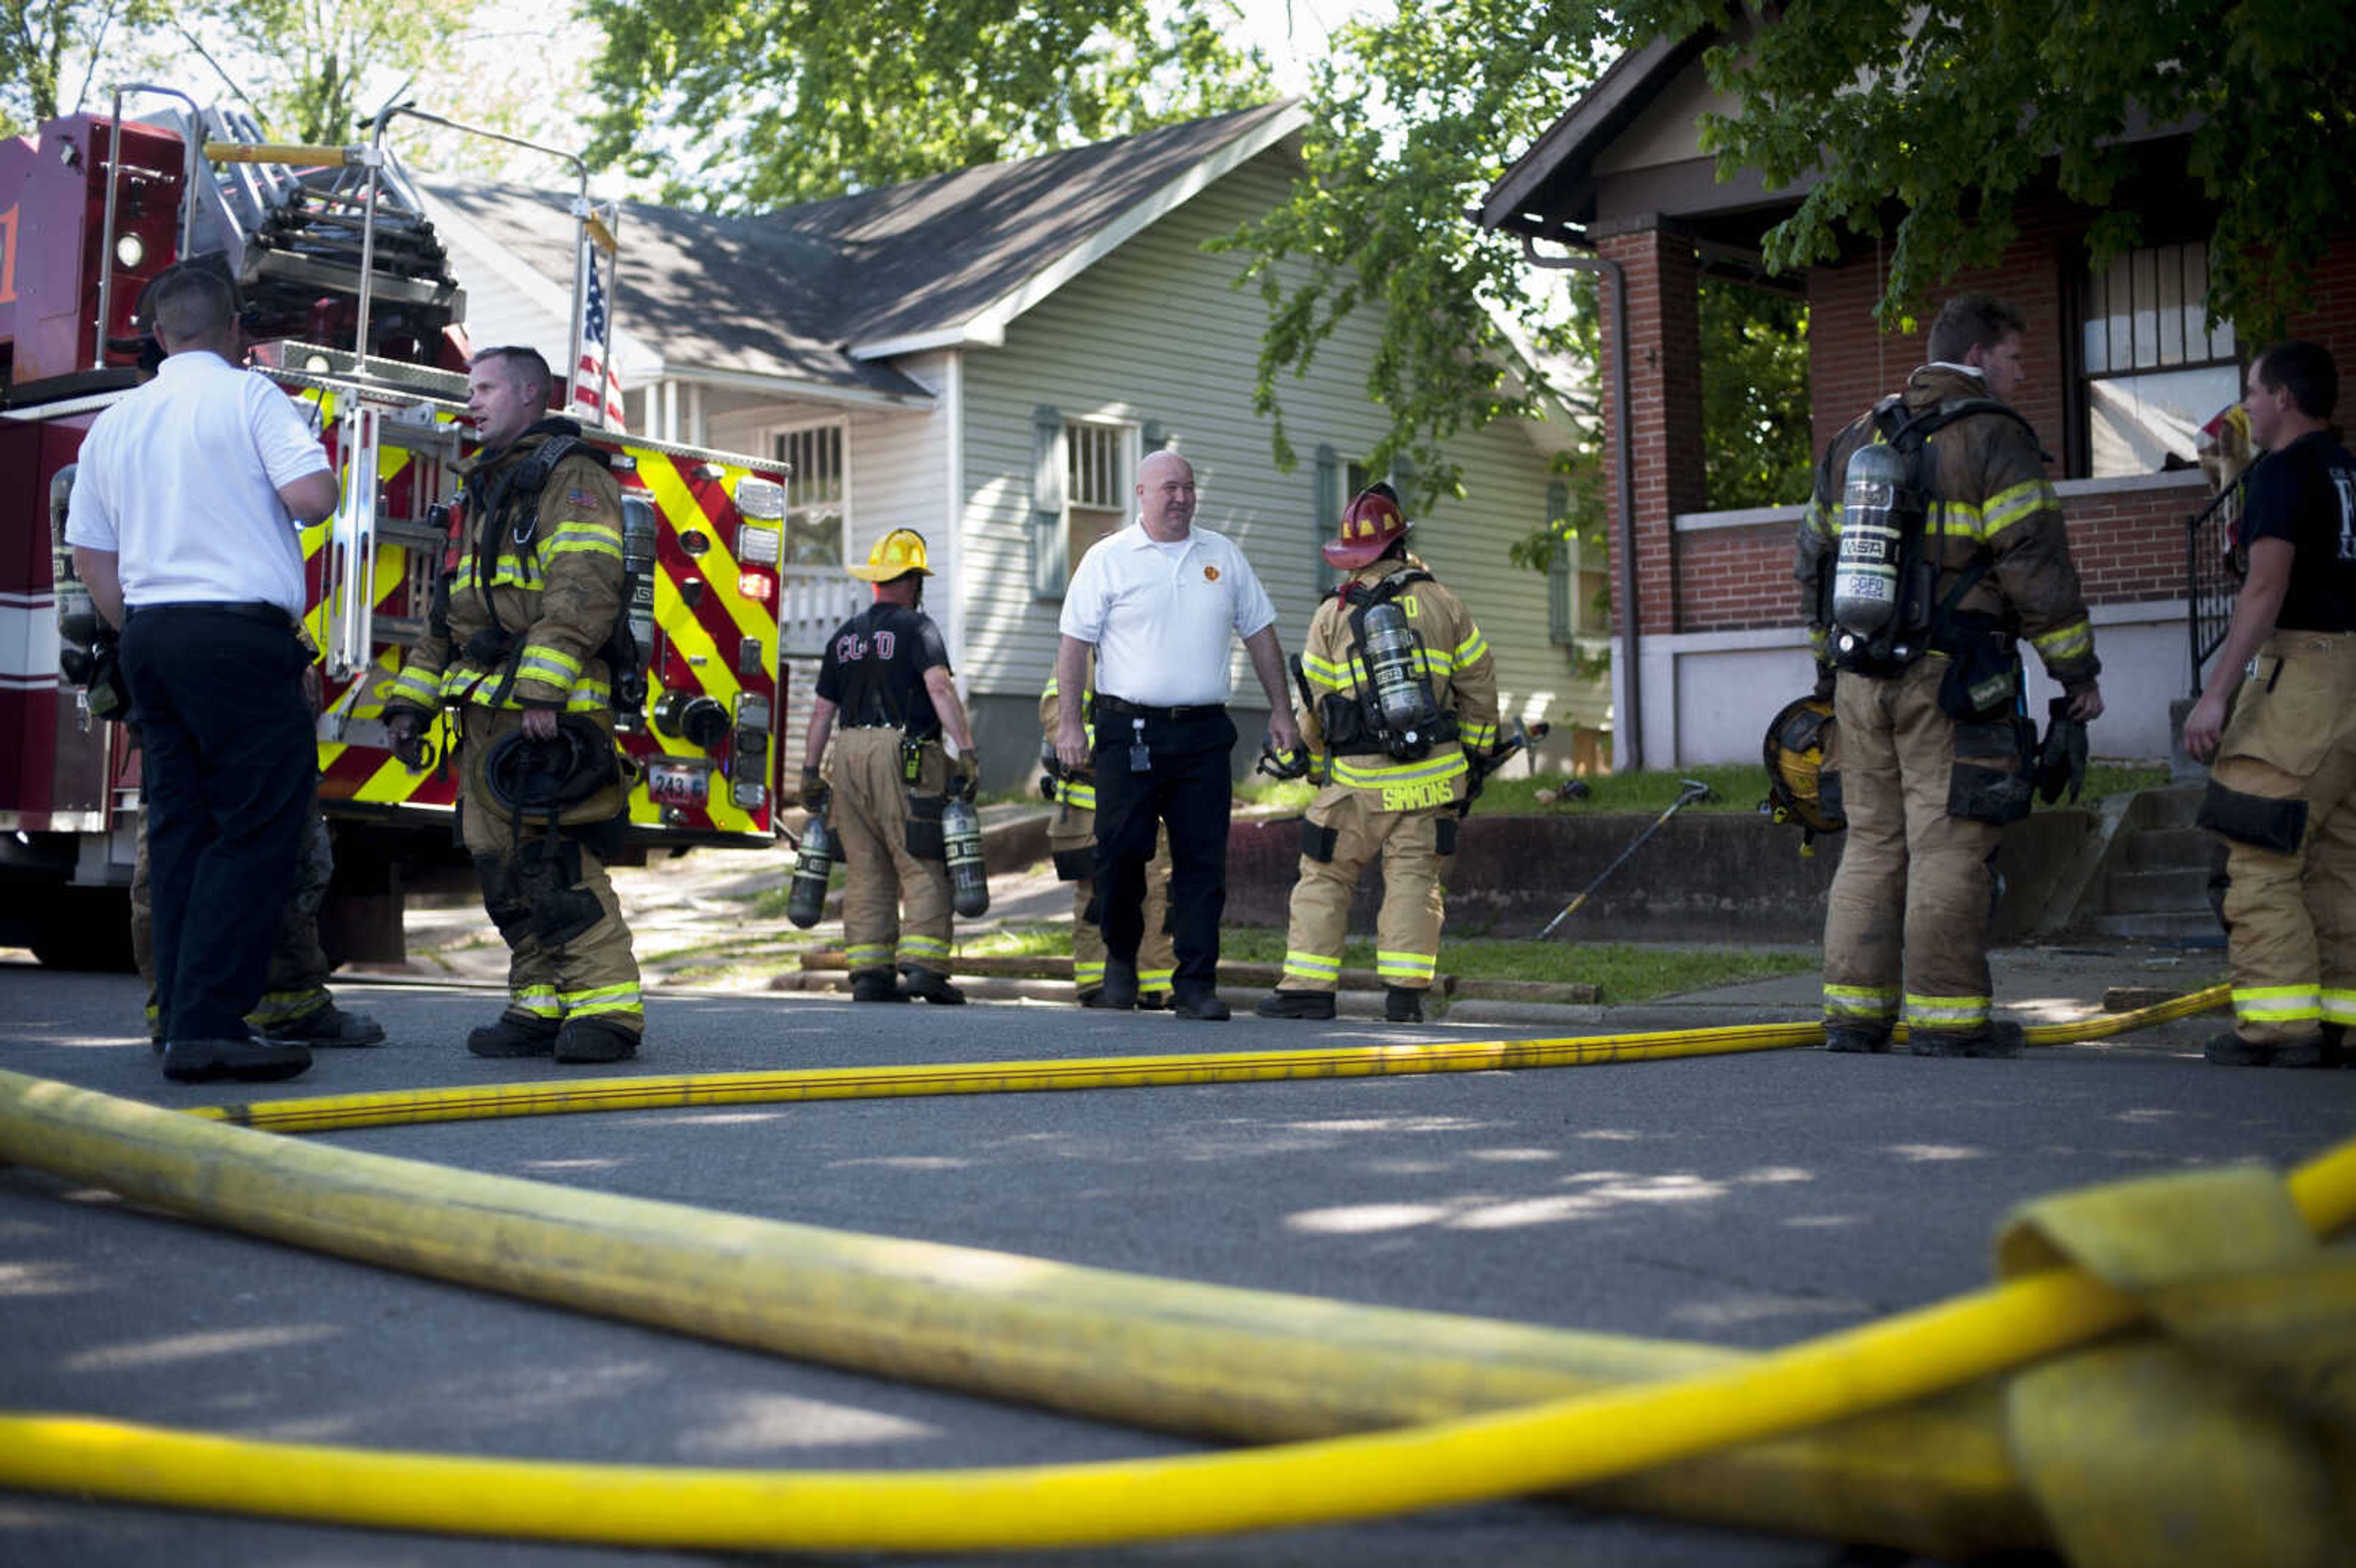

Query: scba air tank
[615,495,660,723]
[1832,441,1907,639]
[941,786,990,918]
[787,812,835,929]
[1361,602,1439,735]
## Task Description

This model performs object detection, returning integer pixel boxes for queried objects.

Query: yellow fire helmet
[847,527,934,582]
[1760,693,1845,851]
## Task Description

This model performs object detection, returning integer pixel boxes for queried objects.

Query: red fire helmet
[1323,482,1409,570]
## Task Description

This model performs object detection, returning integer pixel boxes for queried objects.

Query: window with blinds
[772,423,846,565]
[2079,243,2239,478]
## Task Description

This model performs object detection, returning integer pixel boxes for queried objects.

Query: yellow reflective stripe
[1072,960,1105,985]
[246,988,329,1027]
[2235,985,2321,1022]
[844,943,892,969]
[565,680,611,712]
[1452,628,1488,667]
[547,522,623,560]
[1137,968,1174,993]
[1823,984,1898,1020]
[518,643,584,679]
[1330,750,1467,790]
[1060,781,1097,810]
[1299,651,1352,689]
[2321,989,2356,1024]
[1282,950,1341,980]
[2031,619,2093,663]
[1376,950,1436,980]
[1933,499,1987,541]
[1804,497,1839,539]
[1905,993,1990,1028]
[1807,626,1830,654]
[383,668,439,708]
[899,935,951,962]
[1460,720,1497,750]
[1981,478,2054,540]
[513,986,562,1019]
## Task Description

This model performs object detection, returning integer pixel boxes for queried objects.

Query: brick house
[1476,29,2356,767]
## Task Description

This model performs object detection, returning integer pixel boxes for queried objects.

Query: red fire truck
[1,90,795,967]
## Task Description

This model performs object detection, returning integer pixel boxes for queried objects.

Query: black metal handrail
[2185,477,2245,696]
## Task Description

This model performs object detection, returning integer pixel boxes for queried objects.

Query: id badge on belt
[1128,716,1150,773]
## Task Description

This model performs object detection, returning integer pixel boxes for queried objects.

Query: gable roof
[422,99,1304,399]
[1476,31,1715,236]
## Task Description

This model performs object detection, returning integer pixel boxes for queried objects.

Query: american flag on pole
[574,246,626,430]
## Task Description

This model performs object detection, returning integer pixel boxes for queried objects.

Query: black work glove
[383,709,429,769]
[2035,696,2089,805]
[799,767,828,814]
[950,750,980,794]
[1811,660,1838,701]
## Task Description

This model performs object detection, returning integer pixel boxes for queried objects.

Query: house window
[1066,420,1129,585]
[2079,242,2238,478]
[772,423,847,565]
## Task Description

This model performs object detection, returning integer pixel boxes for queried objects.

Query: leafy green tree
[180,0,473,145]
[1,0,152,133]
[1233,0,2349,531]
[583,0,1271,209]
[1698,277,1810,510]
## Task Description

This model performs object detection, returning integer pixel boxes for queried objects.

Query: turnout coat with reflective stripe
[1296,556,1499,807]
[1796,365,2099,688]
[385,428,626,717]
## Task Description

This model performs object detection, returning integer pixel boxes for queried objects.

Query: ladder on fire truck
[96,87,622,693]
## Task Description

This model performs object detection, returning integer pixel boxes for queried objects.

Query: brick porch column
[1595,218,1706,639]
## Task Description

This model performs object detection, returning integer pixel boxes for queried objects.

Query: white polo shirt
[1060,522,1277,707]
[64,349,331,617]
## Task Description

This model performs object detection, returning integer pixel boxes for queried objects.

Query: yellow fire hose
[7,985,2343,1559]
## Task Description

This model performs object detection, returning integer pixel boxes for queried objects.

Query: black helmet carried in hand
[478,715,631,827]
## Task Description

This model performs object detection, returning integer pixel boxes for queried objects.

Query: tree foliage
[180,0,474,145]
[1234,0,2350,538]
[0,0,152,133]
[1679,0,2356,337]
[582,0,1272,209]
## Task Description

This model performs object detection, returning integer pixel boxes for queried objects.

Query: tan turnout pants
[1054,805,1174,999]
[1820,658,2012,1043]
[828,727,952,978]
[2208,631,2356,1044]
[1279,790,1451,994]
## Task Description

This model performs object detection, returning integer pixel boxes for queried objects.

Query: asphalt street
[3,959,2351,1567]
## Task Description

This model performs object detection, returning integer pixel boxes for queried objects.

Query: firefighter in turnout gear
[802,528,982,1004]
[1041,666,1175,1008]
[1257,483,1498,1024]
[2183,340,2356,1068]
[382,347,644,1064]
[1797,294,2103,1058]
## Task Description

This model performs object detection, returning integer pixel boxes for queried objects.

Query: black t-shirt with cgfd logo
[815,602,949,732]
[2243,429,2356,634]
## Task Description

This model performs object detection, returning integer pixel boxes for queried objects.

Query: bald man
[1054,451,1298,1021]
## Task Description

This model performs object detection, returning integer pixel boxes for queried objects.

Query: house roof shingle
[425,99,1301,398]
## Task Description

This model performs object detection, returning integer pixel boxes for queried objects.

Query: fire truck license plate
[647,762,708,805]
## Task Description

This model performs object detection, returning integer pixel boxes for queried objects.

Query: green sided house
[422,102,1604,789]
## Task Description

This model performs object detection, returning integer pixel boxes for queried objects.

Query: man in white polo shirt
[1054,450,1299,1020]
[65,263,339,1084]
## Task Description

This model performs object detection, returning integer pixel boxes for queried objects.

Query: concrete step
[2098,866,2217,915]
[2119,825,2224,871]
[2137,783,2209,830]
[2089,910,2226,945]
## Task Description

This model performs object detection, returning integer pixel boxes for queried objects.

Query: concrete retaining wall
[1224,807,2099,944]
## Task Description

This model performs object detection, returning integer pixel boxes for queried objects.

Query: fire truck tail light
[733,475,786,521]
[739,571,774,604]
[115,233,146,269]
[735,523,781,566]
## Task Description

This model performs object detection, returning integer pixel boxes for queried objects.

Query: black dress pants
[1091,707,1236,994]
[121,606,317,1043]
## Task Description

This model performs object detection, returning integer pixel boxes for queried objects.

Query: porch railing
[2184,477,2244,696]
[779,566,864,658]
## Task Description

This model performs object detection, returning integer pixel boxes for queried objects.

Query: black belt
[1093,694,1225,723]
[127,600,296,630]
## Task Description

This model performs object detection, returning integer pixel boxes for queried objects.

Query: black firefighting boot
[1824,1026,1893,1054]
[1909,1021,2025,1059]
[1099,956,1139,1011]
[467,1013,560,1058]
[1254,990,1336,1020]
[555,1017,639,1064]
[1384,986,1425,1024]
[849,969,908,1003]
[270,1001,387,1048]
[2204,1030,2327,1069]
[901,966,966,1005]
